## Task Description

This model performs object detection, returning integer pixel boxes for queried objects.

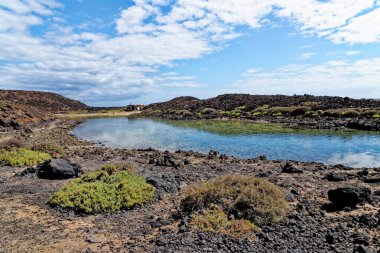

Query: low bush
[290,106,311,116]
[272,112,283,117]
[191,207,258,238]
[305,111,320,118]
[174,110,192,116]
[0,138,25,150]
[268,107,293,116]
[32,143,64,158]
[251,111,262,117]
[0,148,51,166]
[101,162,137,174]
[373,114,380,118]
[231,112,241,117]
[234,106,246,111]
[50,168,155,214]
[322,109,342,117]
[363,110,380,118]
[341,109,360,118]
[181,175,287,227]
[201,108,218,115]
[255,105,270,113]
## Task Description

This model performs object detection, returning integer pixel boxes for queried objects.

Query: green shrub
[322,109,342,117]
[362,109,380,117]
[0,148,51,166]
[341,109,360,118]
[234,106,246,111]
[272,112,283,117]
[290,106,311,116]
[32,143,64,158]
[191,207,258,238]
[269,107,293,116]
[251,111,262,117]
[300,101,320,107]
[101,162,136,174]
[181,175,287,227]
[305,111,319,117]
[50,170,155,214]
[373,114,380,118]
[255,105,270,113]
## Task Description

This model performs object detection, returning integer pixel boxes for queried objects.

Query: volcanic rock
[328,187,371,208]
[37,158,83,179]
[282,162,304,174]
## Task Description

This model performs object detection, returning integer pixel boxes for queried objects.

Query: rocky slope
[0,90,88,129]
[143,94,380,131]
[147,94,380,111]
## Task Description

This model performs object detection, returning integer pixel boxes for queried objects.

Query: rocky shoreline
[0,119,380,253]
[141,113,380,131]
[142,94,380,131]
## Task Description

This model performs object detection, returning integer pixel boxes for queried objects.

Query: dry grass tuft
[181,175,288,227]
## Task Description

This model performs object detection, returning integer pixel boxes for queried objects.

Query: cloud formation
[233,58,380,98]
[0,0,379,104]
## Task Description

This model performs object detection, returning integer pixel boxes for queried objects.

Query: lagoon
[73,117,380,168]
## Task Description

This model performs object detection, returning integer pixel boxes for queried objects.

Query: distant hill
[146,94,380,111]
[0,90,88,128]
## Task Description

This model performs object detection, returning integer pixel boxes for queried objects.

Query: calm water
[73,118,380,168]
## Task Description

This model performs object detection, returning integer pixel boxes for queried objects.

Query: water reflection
[328,152,380,168]
[73,117,380,168]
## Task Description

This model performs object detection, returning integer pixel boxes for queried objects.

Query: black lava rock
[37,159,83,179]
[328,187,371,208]
[359,214,378,227]
[352,232,370,246]
[354,245,373,253]
[146,174,180,199]
[282,162,303,174]
[325,172,346,182]
[149,155,184,169]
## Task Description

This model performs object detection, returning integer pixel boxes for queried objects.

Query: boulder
[146,174,180,199]
[282,162,303,174]
[325,172,346,182]
[37,158,83,179]
[328,187,371,208]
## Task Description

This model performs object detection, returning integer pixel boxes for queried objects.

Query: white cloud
[329,8,380,43]
[1,0,380,104]
[299,52,316,59]
[232,58,380,98]
[345,50,361,55]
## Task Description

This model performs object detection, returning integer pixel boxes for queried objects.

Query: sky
[0,0,380,106]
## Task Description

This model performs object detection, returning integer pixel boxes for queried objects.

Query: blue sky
[1,0,380,106]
